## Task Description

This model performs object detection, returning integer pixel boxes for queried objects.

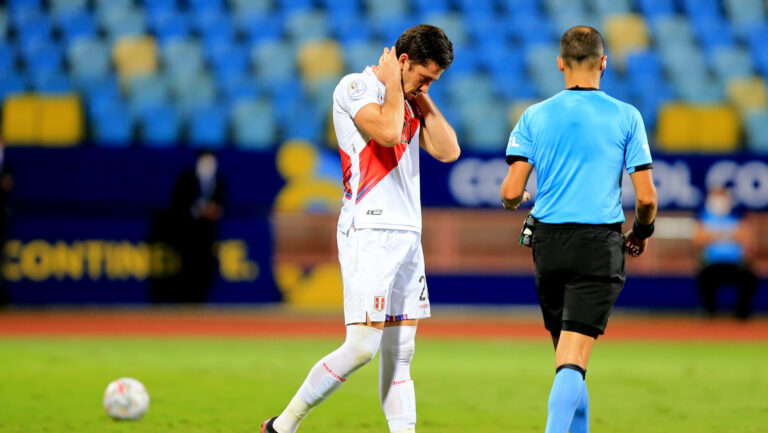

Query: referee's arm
[500,160,532,210]
[625,169,658,257]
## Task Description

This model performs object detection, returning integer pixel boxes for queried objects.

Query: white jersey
[332,67,422,233]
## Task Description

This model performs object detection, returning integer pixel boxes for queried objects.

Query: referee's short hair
[395,24,454,70]
[560,26,605,68]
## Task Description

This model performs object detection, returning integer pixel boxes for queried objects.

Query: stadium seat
[21,41,64,75]
[506,12,555,45]
[169,72,217,115]
[544,0,586,16]
[589,0,632,16]
[252,40,297,85]
[208,43,250,83]
[744,109,768,153]
[459,101,509,153]
[603,14,650,69]
[80,75,121,118]
[188,103,228,147]
[446,75,494,105]
[681,0,720,18]
[196,12,234,49]
[149,9,191,43]
[127,74,170,115]
[690,15,734,52]
[139,103,180,147]
[50,0,87,16]
[113,37,159,82]
[275,0,314,13]
[466,13,507,48]
[0,72,26,101]
[652,15,695,46]
[91,100,134,146]
[456,0,494,15]
[297,40,344,83]
[726,77,768,113]
[552,10,601,36]
[0,11,7,42]
[285,10,331,43]
[162,39,204,79]
[710,46,755,82]
[102,7,147,40]
[231,99,277,149]
[31,71,73,93]
[626,50,663,82]
[284,103,323,142]
[422,12,468,47]
[220,76,260,108]
[364,0,408,19]
[329,11,371,45]
[230,0,272,14]
[411,0,449,14]
[2,94,83,146]
[237,11,283,44]
[343,41,380,72]
[636,0,676,19]
[0,43,16,72]
[657,103,739,152]
[57,9,97,43]
[724,0,767,37]
[68,38,110,81]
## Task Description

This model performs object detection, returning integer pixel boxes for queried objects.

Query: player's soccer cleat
[261,417,278,433]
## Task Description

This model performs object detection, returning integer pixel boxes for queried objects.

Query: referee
[500,26,658,433]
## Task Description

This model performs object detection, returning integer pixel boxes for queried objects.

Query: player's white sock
[379,325,418,433]
[273,325,383,433]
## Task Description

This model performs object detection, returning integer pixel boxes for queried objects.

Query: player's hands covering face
[372,46,402,85]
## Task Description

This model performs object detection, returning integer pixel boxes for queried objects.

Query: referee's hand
[624,230,647,257]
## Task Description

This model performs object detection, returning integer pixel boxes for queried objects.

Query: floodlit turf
[1,337,767,433]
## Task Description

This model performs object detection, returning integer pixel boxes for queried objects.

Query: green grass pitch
[1,336,767,432]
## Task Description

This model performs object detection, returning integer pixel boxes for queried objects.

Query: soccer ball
[103,377,150,420]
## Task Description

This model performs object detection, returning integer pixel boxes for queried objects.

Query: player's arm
[353,47,405,147]
[625,169,658,256]
[500,161,533,211]
[415,94,460,163]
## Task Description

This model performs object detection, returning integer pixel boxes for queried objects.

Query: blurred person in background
[0,141,12,307]
[693,185,758,319]
[152,150,225,303]
[261,25,459,433]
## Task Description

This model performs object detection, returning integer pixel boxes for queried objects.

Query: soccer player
[500,26,658,433]
[262,25,459,433]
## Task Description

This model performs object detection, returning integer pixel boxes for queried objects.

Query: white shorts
[337,228,431,325]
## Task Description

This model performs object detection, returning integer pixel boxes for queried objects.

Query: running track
[1,309,767,341]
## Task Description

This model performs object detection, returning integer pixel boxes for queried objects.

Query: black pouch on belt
[519,213,535,247]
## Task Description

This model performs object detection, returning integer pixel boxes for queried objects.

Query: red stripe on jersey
[356,102,420,204]
[339,148,352,200]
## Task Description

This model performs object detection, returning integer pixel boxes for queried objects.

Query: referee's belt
[533,219,623,233]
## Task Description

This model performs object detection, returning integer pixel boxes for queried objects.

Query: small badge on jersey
[374,296,385,312]
[348,79,367,99]
[366,209,382,215]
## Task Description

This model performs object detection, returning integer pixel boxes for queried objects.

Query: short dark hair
[560,26,604,68]
[395,24,454,70]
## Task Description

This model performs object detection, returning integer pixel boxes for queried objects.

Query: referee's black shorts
[532,222,626,339]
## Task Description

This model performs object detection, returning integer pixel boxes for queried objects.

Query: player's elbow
[437,146,460,163]
[636,188,658,210]
[374,128,402,147]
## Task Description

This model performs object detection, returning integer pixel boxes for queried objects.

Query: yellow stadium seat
[113,37,158,83]
[657,103,740,152]
[2,94,83,146]
[726,76,768,113]
[296,40,344,82]
[603,14,650,69]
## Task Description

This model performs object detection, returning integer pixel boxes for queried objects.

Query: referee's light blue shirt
[505,89,653,224]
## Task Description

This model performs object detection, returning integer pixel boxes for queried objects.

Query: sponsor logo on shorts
[374,296,385,312]
[366,209,382,215]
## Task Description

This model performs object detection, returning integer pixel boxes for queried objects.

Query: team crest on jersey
[348,79,367,98]
[374,296,385,312]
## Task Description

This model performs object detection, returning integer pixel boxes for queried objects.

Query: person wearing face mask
[163,150,225,303]
[693,185,758,319]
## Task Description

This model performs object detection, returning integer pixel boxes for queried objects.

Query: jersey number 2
[418,276,428,301]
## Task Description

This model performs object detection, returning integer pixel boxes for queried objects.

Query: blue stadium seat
[745,110,768,153]
[755,50,768,80]
[237,11,284,44]
[544,0,585,15]
[283,102,322,142]
[0,11,7,42]
[506,12,555,45]
[552,10,600,36]
[252,40,298,85]
[588,0,632,16]
[127,74,170,115]
[196,12,234,49]
[231,99,277,149]
[466,13,507,47]
[330,11,372,45]
[162,39,204,78]
[660,44,707,81]
[80,75,121,117]
[746,23,768,59]
[411,0,449,14]
[141,0,178,10]
[652,15,695,46]
[9,0,42,9]
[102,8,147,40]
[710,46,755,82]
[170,72,217,115]
[600,67,630,102]
[275,0,314,13]
[285,10,331,43]
[0,43,17,72]
[626,51,663,81]
[220,76,260,107]
[186,0,224,11]
[446,46,479,77]
[690,15,734,51]
[31,71,74,93]
[266,77,303,124]
[370,15,419,45]
[188,103,228,147]
[459,101,509,153]
[364,0,409,19]
[50,0,87,16]
[343,41,381,72]
[140,104,180,147]
[681,0,720,18]
[422,12,467,47]
[673,75,724,103]
[446,75,494,105]
[16,13,52,45]
[149,9,191,43]
[209,43,249,83]
[57,9,97,43]
[68,38,110,81]
[92,101,134,146]
[21,41,63,75]
[231,0,273,14]
[500,0,540,15]
[0,72,27,101]
[456,0,495,15]
[637,0,676,19]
